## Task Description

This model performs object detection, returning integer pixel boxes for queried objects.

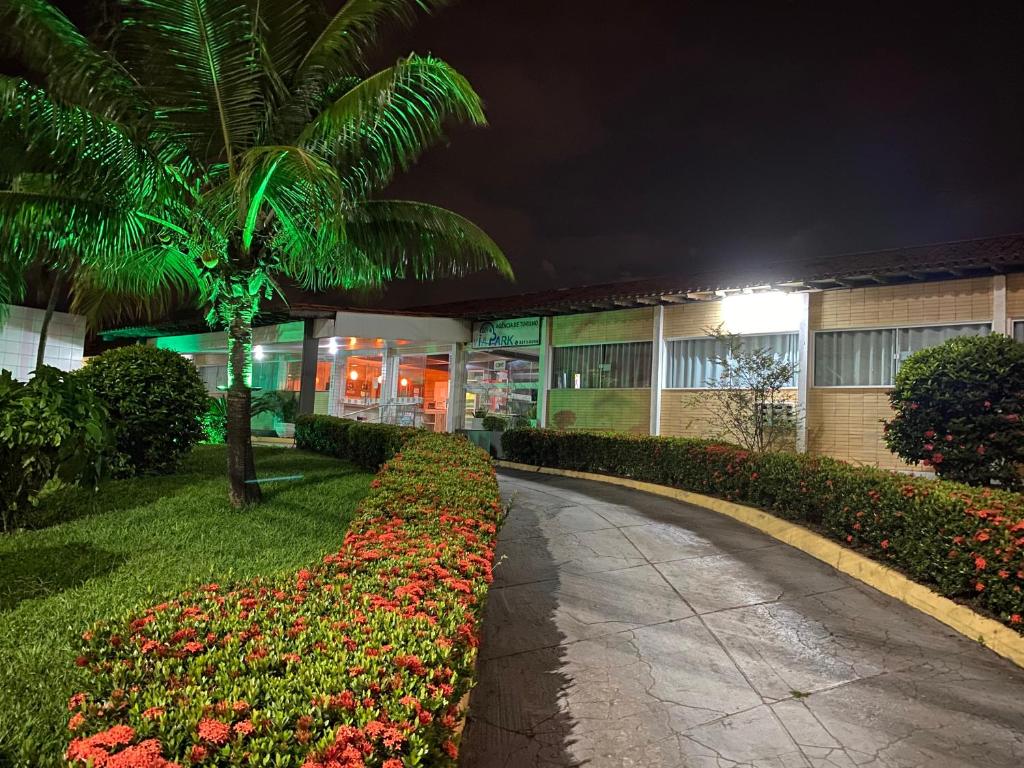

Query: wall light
[349,369,359,381]
[721,291,804,335]
[253,344,265,361]
[400,377,409,387]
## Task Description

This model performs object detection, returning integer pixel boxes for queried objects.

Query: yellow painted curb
[496,460,1024,669]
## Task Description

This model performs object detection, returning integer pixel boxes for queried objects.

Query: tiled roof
[407,233,1024,319]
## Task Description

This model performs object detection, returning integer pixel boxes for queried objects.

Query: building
[105,234,1024,471]
[0,305,86,381]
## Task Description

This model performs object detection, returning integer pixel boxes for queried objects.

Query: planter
[462,429,505,458]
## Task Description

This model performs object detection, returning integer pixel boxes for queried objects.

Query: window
[665,333,798,389]
[1014,320,1024,343]
[198,364,227,393]
[551,342,652,389]
[814,323,990,387]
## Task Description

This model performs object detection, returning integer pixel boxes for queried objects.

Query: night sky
[40,1,1024,309]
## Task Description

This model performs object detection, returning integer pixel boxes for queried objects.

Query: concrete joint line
[496,460,1024,670]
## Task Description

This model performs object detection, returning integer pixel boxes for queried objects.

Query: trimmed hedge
[295,415,416,470]
[503,428,1024,631]
[66,433,500,767]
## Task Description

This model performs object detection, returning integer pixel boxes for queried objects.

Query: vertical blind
[665,333,798,389]
[814,323,990,386]
[551,342,652,389]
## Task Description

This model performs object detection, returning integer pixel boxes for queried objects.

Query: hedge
[66,433,501,767]
[502,428,1024,631]
[295,415,416,471]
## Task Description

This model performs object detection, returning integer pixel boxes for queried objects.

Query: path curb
[496,460,1024,669]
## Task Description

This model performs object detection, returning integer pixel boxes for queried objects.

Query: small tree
[883,334,1024,489]
[692,326,799,452]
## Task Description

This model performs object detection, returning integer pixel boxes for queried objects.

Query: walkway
[460,469,1024,768]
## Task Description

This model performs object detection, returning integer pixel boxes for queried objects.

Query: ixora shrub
[79,346,208,475]
[503,428,1024,631]
[66,433,500,767]
[883,334,1024,490]
[295,415,416,470]
[0,367,108,531]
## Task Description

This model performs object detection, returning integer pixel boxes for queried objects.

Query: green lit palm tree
[0,0,511,505]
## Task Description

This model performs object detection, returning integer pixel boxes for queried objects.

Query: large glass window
[551,342,652,389]
[1014,320,1024,343]
[665,333,798,389]
[814,323,990,387]
[466,348,540,424]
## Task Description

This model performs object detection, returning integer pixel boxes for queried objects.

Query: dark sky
[41,1,1024,309]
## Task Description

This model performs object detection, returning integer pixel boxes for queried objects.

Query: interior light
[253,345,265,361]
[376,375,383,384]
[349,369,359,381]
[349,336,357,347]
[400,377,409,387]
[327,338,339,355]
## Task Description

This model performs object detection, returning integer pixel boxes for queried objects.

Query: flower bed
[66,433,501,767]
[502,428,1024,631]
[295,415,415,470]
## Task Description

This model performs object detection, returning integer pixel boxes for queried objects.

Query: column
[795,292,811,453]
[297,319,319,416]
[447,342,467,432]
[650,305,665,436]
[993,275,1008,335]
[537,316,552,428]
[380,342,400,424]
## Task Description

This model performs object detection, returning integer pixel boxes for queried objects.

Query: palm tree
[0,0,511,506]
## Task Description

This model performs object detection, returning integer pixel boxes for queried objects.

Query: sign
[471,317,541,349]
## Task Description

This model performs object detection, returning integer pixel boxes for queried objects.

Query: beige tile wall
[551,307,653,346]
[805,388,913,470]
[663,301,724,338]
[809,277,992,330]
[547,388,651,434]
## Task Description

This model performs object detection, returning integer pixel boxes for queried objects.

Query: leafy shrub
[66,434,500,767]
[200,397,228,444]
[503,428,1024,631]
[0,367,109,531]
[480,415,508,432]
[78,346,208,475]
[883,334,1024,490]
[295,414,416,469]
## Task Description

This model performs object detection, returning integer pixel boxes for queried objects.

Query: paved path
[460,470,1024,768]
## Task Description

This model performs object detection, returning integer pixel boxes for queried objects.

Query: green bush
[883,334,1024,490]
[66,434,500,767]
[502,428,1024,631]
[78,345,207,475]
[0,367,109,531]
[295,414,416,469]
[481,415,509,432]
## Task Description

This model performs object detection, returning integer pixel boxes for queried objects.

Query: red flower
[880,540,890,550]
[974,556,987,570]
[68,713,85,732]
[189,745,207,763]
[197,719,231,746]
[1011,614,1021,624]
[142,708,164,720]
[443,740,459,758]
[233,720,254,737]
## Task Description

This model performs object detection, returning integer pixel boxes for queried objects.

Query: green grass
[0,446,371,767]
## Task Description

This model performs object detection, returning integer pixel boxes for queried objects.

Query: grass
[0,445,372,768]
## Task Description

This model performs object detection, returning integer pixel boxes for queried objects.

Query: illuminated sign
[471,317,541,349]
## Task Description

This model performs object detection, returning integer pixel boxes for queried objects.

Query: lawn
[0,445,371,768]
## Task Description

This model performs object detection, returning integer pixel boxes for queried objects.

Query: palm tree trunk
[35,271,64,370]
[226,304,261,506]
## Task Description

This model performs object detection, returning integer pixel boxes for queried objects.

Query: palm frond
[117,0,265,171]
[271,198,510,291]
[297,55,485,198]
[0,77,165,205]
[346,199,511,281]
[0,190,151,265]
[295,0,451,83]
[0,0,142,119]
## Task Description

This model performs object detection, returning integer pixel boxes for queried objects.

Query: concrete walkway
[460,470,1024,768]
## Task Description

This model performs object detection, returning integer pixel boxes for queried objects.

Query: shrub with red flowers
[883,334,1024,490]
[503,428,1024,632]
[66,434,501,767]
